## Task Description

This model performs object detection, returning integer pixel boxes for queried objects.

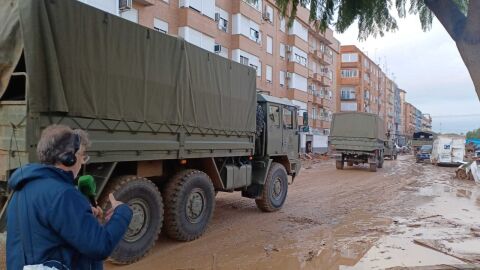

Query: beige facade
[82,0,339,135]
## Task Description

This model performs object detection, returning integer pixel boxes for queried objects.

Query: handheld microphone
[78,175,97,207]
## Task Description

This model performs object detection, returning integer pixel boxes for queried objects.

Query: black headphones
[58,133,81,167]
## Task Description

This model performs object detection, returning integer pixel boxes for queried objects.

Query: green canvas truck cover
[330,112,386,140]
[0,0,256,133]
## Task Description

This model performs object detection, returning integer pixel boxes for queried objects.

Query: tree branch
[462,0,480,42]
[424,0,466,41]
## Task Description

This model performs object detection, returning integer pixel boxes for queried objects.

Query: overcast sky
[334,14,480,134]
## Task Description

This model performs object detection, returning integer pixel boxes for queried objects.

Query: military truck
[383,140,398,160]
[329,112,386,172]
[411,131,436,155]
[0,0,301,264]
[383,132,398,160]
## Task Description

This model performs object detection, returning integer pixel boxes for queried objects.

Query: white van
[431,135,465,165]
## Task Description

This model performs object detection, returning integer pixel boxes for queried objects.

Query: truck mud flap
[251,159,272,185]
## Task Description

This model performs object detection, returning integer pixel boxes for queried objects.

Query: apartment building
[337,45,389,126]
[403,102,424,137]
[422,114,433,131]
[78,0,339,153]
[398,88,407,135]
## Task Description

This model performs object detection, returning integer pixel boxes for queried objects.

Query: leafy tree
[466,128,480,139]
[276,0,479,100]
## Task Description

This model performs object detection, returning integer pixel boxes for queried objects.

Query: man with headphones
[6,124,133,270]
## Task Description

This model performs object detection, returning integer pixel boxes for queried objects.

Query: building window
[279,71,285,86]
[250,28,260,42]
[364,73,370,82]
[244,0,260,10]
[280,43,285,58]
[280,18,285,32]
[240,56,249,65]
[341,69,358,78]
[341,53,358,62]
[341,87,356,100]
[218,17,228,32]
[364,58,369,68]
[266,65,272,83]
[294,54,307,66]
[267,36,273,54]
[312,107,317,120]
[265,5,274,23]
[153,18,168,34]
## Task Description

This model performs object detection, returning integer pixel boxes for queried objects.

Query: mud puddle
[343,165,480,269]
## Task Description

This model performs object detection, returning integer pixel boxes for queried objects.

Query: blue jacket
[6,164,133,270]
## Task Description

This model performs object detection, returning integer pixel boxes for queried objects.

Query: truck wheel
[99,175,163,264]
[347,161,354,166]
[336,161,344,170]
[163,170,215,241]
[394,154,398,160]
[255,162,288,212]
[378,156,384,169]
[369,163,377,172]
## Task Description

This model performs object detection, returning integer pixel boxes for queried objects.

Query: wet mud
[105,155,480,270]
[1,155,476,269]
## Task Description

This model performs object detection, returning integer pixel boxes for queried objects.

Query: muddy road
[106,155,480,269]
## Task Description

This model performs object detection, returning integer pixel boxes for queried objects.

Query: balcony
[313,94,323,105]
[287,35,308,52]
[287,61,308,77]
[315,72,332,86]
[322,53,333,65]
[232,0,262,24]
[310,49,322,61]
[286,88,308,102]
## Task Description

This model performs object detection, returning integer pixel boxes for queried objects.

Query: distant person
[6,124,133,270]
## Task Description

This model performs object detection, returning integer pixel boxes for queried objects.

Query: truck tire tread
[255,162,288,212]
[100,175,163,265]
[163,169,215,242]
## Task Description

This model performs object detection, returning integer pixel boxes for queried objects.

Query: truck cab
[256,94,301,177]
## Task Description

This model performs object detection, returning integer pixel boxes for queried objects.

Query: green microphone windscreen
[78,175,96,197]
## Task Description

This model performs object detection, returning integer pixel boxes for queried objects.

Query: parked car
[416,145,433,163]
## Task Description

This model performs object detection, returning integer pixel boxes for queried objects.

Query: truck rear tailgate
[0,101,28,181]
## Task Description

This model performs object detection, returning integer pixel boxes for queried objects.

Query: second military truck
[0,0,301,264]
[329,112,386,172]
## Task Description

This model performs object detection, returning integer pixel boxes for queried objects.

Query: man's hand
[105,193,124,223]
[91,206,103,222]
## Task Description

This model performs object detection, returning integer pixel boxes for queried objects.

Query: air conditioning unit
[215,12,221,22]
[214,44,222,53]
[286,72,293,79]
[119,0,132,11]
[254,31,259,39]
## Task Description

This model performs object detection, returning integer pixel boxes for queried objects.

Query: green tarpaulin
[0,0,256,133]
[330,112,386,140]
